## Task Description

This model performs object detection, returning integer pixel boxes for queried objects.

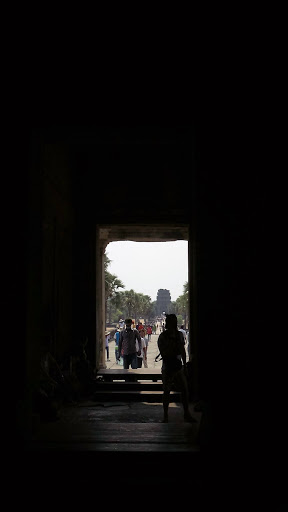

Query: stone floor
[26,332,201,453]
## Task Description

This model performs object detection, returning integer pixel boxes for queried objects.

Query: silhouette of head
[165,314,177,330]
[125,318,133,329]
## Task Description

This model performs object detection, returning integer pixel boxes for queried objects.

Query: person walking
[143,335,149,367]
[136,336,147,368]
[114,328,121,363]
[157,313,196,423]
[118,318,142,369]
[137,321,146,339]
[179,325,187,344]
[146,324,152,341]
[118,319,125,330]
[105,331,110,362]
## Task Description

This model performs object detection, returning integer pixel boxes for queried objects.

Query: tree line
[105,253,189,327]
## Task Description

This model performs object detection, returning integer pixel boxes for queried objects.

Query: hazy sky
[105,240,188,302]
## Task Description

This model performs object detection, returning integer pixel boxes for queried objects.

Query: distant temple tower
[156,289,172,315]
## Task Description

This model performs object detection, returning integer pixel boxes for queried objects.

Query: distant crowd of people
[106,318,189,369]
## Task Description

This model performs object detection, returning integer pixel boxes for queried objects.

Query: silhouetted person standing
[157,314,196,423]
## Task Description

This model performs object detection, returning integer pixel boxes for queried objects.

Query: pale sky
[105,240,188,302]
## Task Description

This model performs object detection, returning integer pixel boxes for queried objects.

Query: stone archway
[95,223,196,379]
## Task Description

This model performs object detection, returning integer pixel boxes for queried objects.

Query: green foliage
[104,251,189,323]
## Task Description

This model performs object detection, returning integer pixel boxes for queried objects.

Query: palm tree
[104,254,124,324]
[175,281,189,327]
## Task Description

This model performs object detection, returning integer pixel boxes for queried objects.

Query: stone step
[93,389,181,402]
[93,381,164,391]
[96,368,162,382]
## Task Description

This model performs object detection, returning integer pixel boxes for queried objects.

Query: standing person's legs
[161,370,172,422]
[137,357,142,368]
[131,353,138,369]
[123,355,129,369]
[174,369,196,421]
